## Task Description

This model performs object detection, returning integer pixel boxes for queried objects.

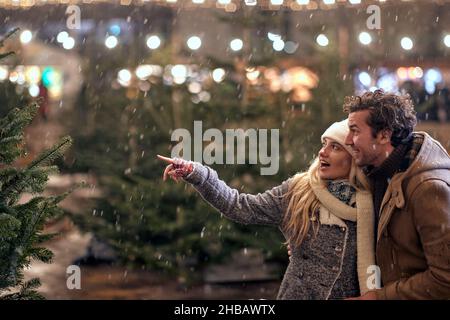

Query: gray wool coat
[184,162,360,300]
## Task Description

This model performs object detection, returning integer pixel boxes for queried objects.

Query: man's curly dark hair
[343,89,417,147]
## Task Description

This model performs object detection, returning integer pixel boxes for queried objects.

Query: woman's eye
[332,145,341,151]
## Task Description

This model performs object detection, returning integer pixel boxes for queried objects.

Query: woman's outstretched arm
[157,155,291,226]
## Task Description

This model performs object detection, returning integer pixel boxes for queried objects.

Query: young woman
[157,119,375,300]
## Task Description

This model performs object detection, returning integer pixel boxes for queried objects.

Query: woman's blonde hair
[282,154,371,247]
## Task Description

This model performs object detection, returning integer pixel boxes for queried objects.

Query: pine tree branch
[0,278,44,300]
[0,103,38,164]
[6,201,48,286]
[0,104,37,139]
[27,136,72,169]
[0,135,71,204]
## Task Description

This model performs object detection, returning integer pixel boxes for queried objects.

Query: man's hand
[157,155,194,182]
[346,291,378,300]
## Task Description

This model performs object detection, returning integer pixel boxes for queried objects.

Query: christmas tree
[0,29,73,300]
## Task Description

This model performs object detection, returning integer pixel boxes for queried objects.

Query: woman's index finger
[157,154,174,163]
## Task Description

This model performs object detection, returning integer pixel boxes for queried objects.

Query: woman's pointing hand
[157,155,194,182]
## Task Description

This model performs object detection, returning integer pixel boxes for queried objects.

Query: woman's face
[318,138,352,180]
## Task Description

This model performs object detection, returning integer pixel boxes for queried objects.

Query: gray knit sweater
[183,162,359,300]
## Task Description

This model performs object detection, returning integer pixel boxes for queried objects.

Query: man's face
[345,110,388,167]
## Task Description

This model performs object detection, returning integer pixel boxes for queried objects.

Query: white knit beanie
[321,119,353,155]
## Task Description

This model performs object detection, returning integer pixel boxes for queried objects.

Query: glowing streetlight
[212,68,226,83]
[63,37,75,50]
[20,30,32,44]
[105,35,118,49]
[230,38,243,51]
[316,34,329,47]
[401,37,413,50]
[146,35,161,49]
[187,36,202,50]
[273,39,285,51]
[359,32,372,45]
[57,31,69,43]
[443,34,450,48]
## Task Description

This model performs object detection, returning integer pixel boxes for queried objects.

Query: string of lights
[1,0,450,11]
[17,28,450,53]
